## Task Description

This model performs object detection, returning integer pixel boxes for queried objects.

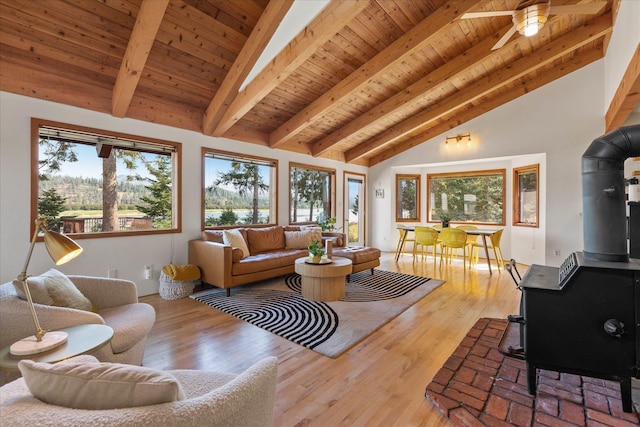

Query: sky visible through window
[41,143,155,179]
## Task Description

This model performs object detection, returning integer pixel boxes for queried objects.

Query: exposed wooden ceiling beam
[345,14,612,163]
[270,0,481,150]
[368,46,604,166]
[112,0,169,118]
[605,43,640,132]
[310,25,502,157]
[211,0,370,137]
[202,0,294,136]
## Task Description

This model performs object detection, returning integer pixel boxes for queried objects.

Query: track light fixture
[445,133,471,147]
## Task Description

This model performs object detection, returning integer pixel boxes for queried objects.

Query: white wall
[368,60,606,267]
[604,0,640,110]
[0,92,366,295]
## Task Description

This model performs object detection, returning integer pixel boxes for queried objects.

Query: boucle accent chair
[0,356,279,427]
[0,275,155,366]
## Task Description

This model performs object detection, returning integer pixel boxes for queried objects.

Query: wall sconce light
[445,133,471,148]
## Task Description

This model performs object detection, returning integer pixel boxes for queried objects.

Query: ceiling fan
[461,1,607,50]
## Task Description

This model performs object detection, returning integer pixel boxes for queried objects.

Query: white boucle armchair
[0,357,279,427]
[0,275,155,367]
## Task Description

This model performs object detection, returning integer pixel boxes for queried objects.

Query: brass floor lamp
[10,218,83,356]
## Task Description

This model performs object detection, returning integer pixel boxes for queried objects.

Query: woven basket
[159,272,195,300]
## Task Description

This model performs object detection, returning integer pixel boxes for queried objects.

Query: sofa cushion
[285,230,315,249]
[202,230,224,243]
[223,229,250,259]
[19,355,185,410]
[232,250,307,276]
[13,269,93,312]
[332,246,381,264]
[245,226,285,254]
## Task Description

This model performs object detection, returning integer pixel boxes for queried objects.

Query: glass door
[344,172,366,246]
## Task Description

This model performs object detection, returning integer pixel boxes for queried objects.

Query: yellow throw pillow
[13,269,92,311]
[19,355,185,410]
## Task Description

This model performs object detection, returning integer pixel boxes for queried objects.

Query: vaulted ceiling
[0,0,617,166]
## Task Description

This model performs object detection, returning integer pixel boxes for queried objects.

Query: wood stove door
[523,267,637,379]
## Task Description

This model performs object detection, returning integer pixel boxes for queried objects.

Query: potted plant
[307,239,325,263]
[316,212,338,231]
[440,212,451,228]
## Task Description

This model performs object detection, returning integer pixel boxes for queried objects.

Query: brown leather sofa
[188,225,379,296]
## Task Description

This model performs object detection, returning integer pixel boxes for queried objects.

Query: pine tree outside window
[289,163,335,224]
[203,149,277,228]
[31,118,182,239]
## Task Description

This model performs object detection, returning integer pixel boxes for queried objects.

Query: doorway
[344,172,366,246]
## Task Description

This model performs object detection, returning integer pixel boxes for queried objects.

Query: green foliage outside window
[38,188,66,231]
[428,170,505,225]
[203,150,276,227]
[33,119,181,238]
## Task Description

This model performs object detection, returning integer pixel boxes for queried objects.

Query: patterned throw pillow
[13,269,92,311]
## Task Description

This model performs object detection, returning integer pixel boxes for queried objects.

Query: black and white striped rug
[191,270,444,358]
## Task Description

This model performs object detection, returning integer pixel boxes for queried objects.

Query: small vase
[309,254,322,263]
[442,220,450,228]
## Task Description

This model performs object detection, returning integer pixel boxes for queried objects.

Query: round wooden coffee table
[294,256,352,302]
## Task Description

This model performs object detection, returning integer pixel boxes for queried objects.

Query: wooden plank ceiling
[0,0,614,166]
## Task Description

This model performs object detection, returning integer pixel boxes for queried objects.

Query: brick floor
[425,318,640,427]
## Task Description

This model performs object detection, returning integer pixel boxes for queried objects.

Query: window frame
[395,174,421,222]
[31,118,182,240]
[512,164,539,228]
[427,169,506,226]
[289,162,336,225]
[201,147,278,229]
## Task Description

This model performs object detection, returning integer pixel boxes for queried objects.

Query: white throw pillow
[19,355,185,410]
[285,230,313,249]
[222,229,250,259]
[13,268,93,311]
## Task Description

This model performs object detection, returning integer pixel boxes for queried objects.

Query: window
[203,149,277,228]
[32,118,181,239]
[289,163,335,224]
[396,174,420,222]
[427,169,505,225]
[513,164,539,227]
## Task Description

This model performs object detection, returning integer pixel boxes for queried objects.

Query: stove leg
[620,377,632,413]
[526,362,537,395]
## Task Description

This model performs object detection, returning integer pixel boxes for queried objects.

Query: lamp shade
[44,230,83,265]
[514,4,549,37]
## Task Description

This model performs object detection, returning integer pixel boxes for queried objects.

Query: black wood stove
[504,125,640,412]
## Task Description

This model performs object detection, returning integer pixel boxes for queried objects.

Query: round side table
[0,324,114,372]
[294,256,352,302]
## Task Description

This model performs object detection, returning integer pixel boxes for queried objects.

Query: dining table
[395,225,500,275]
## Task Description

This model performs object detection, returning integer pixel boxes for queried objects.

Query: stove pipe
[582,124,640,262]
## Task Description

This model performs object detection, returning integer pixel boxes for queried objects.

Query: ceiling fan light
[514,3,549,37]
[524,21,541,36]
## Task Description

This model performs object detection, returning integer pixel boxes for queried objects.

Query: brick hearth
[425,318,640,427]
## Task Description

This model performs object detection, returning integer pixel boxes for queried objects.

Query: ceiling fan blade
[461,11,515,19]
[549,2,607,15]
[492,26,518,50]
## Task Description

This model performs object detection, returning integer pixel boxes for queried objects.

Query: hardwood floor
[141,251,524,426]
